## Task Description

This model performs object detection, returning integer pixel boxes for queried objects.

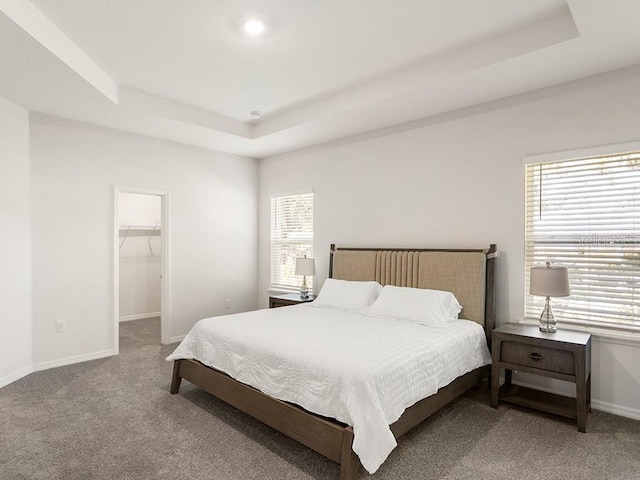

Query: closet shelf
[119,225,161,237]
[119,224,161,256]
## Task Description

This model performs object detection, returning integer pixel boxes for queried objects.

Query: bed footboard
[170,358,361,479]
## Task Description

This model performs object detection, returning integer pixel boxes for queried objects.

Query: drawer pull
[529,352,544,361]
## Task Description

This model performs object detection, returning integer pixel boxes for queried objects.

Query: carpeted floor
[1,318,639,480]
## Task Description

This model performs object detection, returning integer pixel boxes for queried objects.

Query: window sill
[268,287,309,295]
[520,317,640,347]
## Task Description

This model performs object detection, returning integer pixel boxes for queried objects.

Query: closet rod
[119,223,161,252]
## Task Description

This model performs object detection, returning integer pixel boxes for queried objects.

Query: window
[525,151,640,330]
[270,192,314,290]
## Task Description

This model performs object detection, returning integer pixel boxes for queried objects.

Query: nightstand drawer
[500,341,575,375]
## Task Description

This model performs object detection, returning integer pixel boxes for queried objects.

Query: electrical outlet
[55,320,65,333]
[224,298,232,310]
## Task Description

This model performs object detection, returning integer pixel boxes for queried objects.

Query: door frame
[113,185,170,352]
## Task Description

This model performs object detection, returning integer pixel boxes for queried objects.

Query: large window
[270,192,314,290]
[525,151,640,330]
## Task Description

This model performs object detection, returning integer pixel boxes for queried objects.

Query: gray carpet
[1,318,639,480]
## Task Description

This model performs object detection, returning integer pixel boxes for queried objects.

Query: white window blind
[525,152,640,330]
[270,193,314,290]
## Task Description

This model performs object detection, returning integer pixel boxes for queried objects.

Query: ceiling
[1,0,640,158]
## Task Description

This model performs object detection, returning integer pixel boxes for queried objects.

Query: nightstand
[269,292,315,308]
[491,323,591,432]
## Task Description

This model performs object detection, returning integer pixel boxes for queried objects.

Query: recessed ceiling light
[243,18,266,37]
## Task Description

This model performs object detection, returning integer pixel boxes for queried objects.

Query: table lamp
[295,256,315,299]
[530,262,570,333]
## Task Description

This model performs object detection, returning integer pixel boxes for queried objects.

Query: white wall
[0,97,32,387]
[119,192,162,321]
[259,69,640,419]
[31,119,258,368]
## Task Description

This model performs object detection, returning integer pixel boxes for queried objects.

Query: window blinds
[525,152,640,329]
[270,193,314,290]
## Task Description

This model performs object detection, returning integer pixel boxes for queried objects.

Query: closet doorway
[114,186,169,353]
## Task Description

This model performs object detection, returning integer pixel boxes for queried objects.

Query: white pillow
[363,285,462,327]
[312,278,383,310]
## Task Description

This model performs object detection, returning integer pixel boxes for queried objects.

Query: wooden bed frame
[170,244,497,479]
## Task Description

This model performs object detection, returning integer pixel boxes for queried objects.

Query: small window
[270,192,314,291]
[525,151,640,330]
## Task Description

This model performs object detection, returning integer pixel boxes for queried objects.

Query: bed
[168,244,497,479]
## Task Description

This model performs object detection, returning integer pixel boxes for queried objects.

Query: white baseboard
[32,349,116,372]
[119,312,161,322]
[0,365,34,389]
[166,334,185,344]
[592,399,640,421]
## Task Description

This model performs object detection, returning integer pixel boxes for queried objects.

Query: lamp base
[300,275,309,299]
[539,325,557,333]
[539,296,557,333]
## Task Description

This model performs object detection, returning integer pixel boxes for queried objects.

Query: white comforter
[166,304,491,473]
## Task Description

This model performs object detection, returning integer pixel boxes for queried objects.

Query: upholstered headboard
[329,245,497,340]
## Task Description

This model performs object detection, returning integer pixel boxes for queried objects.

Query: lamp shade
[530,263,570,297]
[295,257,315,276]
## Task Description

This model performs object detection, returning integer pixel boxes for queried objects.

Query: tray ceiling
[1,0,640,157]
